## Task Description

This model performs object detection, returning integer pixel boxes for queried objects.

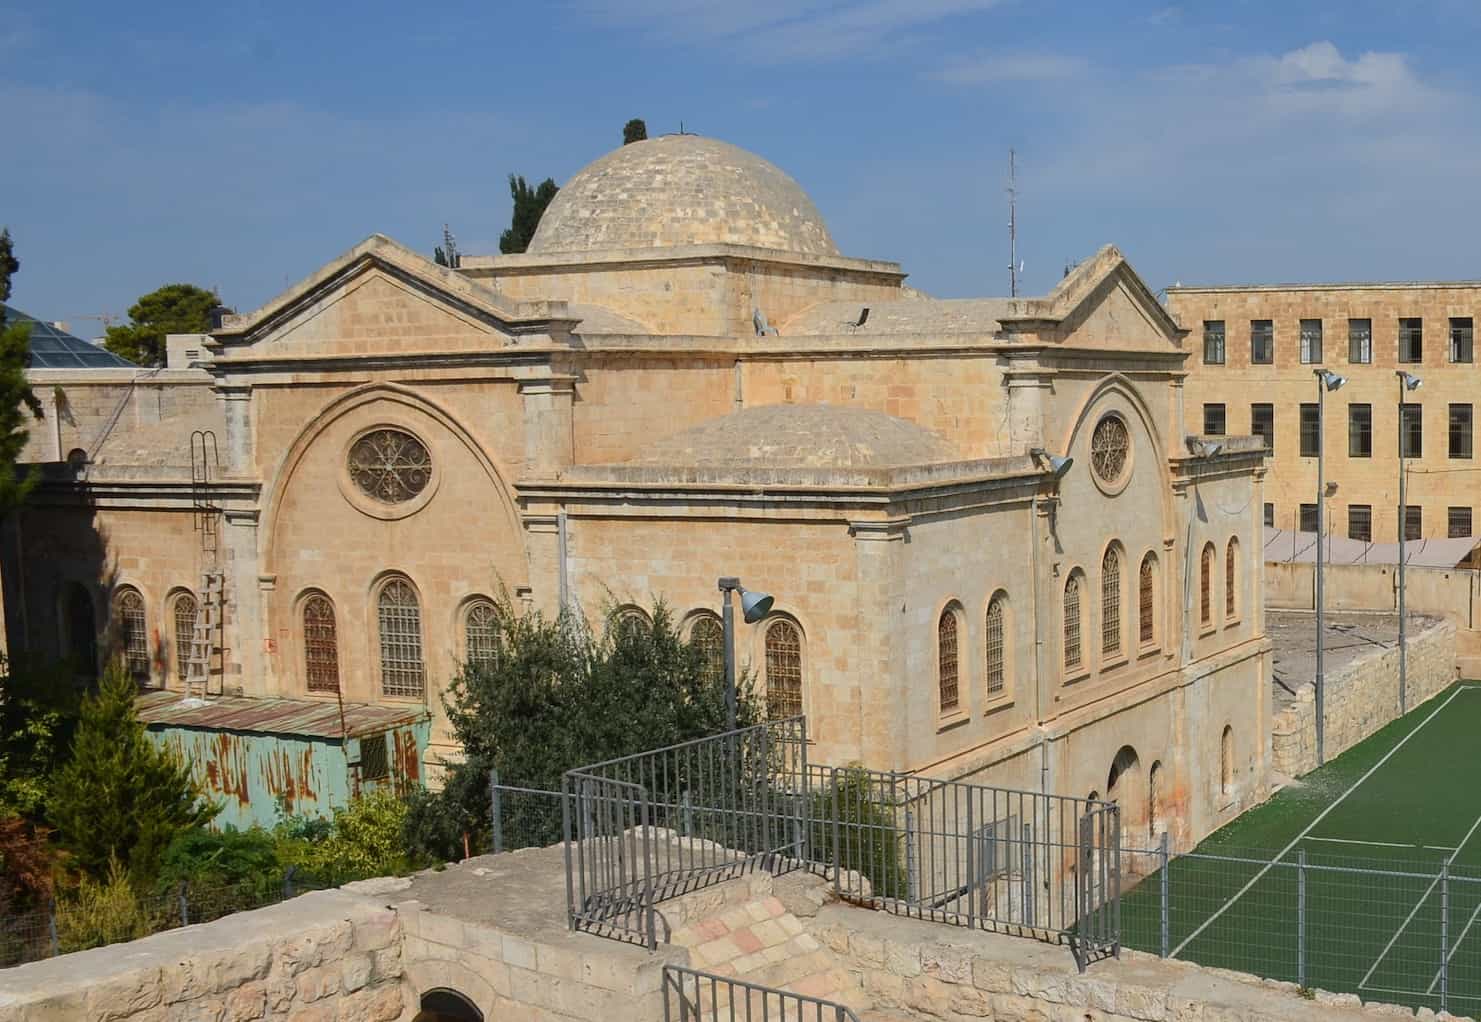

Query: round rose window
[348,429,431,504]
[1090,415,1131,487]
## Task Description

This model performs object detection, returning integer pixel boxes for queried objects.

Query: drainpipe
[557,508,570,611]
[1030,492,1050,797]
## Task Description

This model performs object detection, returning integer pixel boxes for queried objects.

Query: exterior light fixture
[1395,370,1423,713]
[717,577,775,730]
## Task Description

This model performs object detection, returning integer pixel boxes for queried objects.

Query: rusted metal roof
[135,690,428,739]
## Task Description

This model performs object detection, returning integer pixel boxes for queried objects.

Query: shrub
[809,767,909,899]
[154,825,283,902]
[55,859,163,952]
[276,790,413,885]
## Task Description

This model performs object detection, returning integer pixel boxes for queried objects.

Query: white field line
[1170,685,1471,959]
[1357,808,1481,991]
[1305,837,1427,849]
[1360,985,1481,1004]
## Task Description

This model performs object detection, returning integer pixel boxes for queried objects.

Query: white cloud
[929,53,1088,85]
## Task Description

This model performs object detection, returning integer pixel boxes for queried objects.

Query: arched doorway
[59,582,98,682]
[414,988,482,1022]
[1106,745,1144,855]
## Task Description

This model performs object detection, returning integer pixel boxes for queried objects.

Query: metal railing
[663,964,860,1022]
[559,718,1121,964]
[1119,839,1481,1015]
[490,775,572,854]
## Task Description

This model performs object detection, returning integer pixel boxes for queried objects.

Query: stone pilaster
[219,385,254,476]
[849,517,908,771]
[518,377,575,476]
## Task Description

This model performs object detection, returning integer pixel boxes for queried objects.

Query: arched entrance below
[414,988,483,1022]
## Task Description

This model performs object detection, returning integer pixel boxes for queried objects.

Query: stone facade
[1170,281,1481,544]
[1269,615,1456,777]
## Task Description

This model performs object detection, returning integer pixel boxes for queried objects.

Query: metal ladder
[184,570,223,699]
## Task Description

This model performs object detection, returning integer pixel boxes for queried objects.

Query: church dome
[628,404,959,470]
[527,134,839,257]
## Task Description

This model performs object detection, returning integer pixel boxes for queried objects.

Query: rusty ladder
[187,430,224,701]
[184,570,223,700]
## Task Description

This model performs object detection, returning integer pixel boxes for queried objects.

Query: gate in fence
[562,717,1121,966]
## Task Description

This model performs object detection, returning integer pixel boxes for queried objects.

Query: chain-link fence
[1119,839,1481,1015]
[0,870,326,969]
[490,774,572,854]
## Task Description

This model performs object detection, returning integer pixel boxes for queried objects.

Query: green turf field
[1120,682,1481,1016]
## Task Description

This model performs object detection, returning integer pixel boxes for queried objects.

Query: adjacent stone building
[2,133,1269,848]
[1169,280,1481,544]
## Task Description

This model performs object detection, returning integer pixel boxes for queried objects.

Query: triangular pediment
[1000,245,1188,352]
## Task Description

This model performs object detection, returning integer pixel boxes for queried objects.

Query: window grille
[1225,540,1238,617]
[1250,320,1274,364]
[985,598,1005,694]
[1063,575,1082,670]
[1399,318,1424,364]
[1300,403,1320,458]
[1405,505,1423,542]
[1401,402,1423,458]
[1203,321,1225,365]
[1263,503,1274,528]
[1101,548,1121,656]
[115,588,150,683]
[1299,319,1323,364]
[348,428,431,504]
[1348,404,1372,458]
[1202,404,1226,436]
[1348,505,1372,543]
[465,600,499,668]
[1449,506,1473,539]
[938,608,960,712]
[1299,504,1318,533]
[359,732,389,781]
[1200,545,1214,625]
[1348,319,1372,364]
[1449,403,1473,460]
[689,614,725,686]
[303,593,339,692]
[764,620,803,719]
[1452,317,1475,364]
[1090,416,1130,485]
[172,593,197,682]
[1138,556,1155,645]
[377,578,425,698]
[1250,404,1274,451]
[1220,726,1234,795]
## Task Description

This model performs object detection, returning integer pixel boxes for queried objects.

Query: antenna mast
[1007,148,1018,298]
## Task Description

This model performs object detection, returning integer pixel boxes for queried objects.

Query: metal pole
[1297,850,1307,989]
[1158,831,1170,958]
[1315,377,1327,767]
[491,768,503,854]
[721,586,737,733]
[1441,860,1450,1013]
[1398,377,1409,715]
[178,881,189,926]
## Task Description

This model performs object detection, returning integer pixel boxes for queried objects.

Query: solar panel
[1,303,136,369]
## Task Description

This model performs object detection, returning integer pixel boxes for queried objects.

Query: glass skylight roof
[1,303,135,369]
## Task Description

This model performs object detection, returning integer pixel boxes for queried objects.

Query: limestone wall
[0,890,406,1022]
[1272,617,1456,777]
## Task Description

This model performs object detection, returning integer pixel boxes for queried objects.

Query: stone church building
[3,133,1270,848]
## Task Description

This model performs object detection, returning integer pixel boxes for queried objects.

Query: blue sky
[4,1,1481,331]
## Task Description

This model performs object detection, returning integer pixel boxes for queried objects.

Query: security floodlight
[1029,448,1074,479]
[1315,368,1346,392]
[739,588,774,624]
[1325,481,1339,497]
[717,577,777,729]
[1185,437,1222,458]
[1398,371,1423,391]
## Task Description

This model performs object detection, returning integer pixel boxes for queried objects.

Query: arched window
[1200,544,1215,625]
[1063,572,1083,670]
[611,605,652,635]
[688,613,725,686]
[1138,554,1156,646]
[1101,547,1122,656]
[377,577,425,698]
[938,605,961,712]
[1148,760,1164,838]
[985,595,1006,695]
[113,586,150,683]
[303,593,339,692]
[764,619,803,719]
[1221,725,1234,795]
[464,600,499,669]
[59,582,97,681]
[1226,538,1239,618]
[171,591,198,682]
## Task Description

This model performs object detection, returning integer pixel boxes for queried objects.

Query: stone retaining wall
[1272,617,1456,777]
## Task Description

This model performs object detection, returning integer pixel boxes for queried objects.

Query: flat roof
[1167,280,1481,295]
[135,690,428,739]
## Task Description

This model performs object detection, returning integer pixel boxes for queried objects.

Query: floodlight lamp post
[718,577,775,732]
[1313,368,1346,767]
[1396,371,1423,714]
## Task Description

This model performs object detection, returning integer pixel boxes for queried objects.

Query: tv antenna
[1007,149,1021,298]
[441,223,460,269]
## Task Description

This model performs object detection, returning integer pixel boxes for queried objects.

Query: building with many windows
[1,134,1269,846]
[1171,282,1481,544]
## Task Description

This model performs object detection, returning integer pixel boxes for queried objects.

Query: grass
[1120,682,1481,1017]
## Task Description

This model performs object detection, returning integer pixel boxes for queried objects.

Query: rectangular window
[1251,403,1274,452]
[1251,320,1274,364]
[359,732,389,781]
[1300,319,1323,364]
[1451,317,1474,364]
[1263,502,1274,528]
[1349,318,1372,364]
[1405,505,1423,541]
[1449,506,1473,539]
[1450,403,1473,459]
[1300,403,1320,458]
[1399,318,1424,363]
[1348,403,1372,458]
[1299,503,1318,533]
[1203,320,1226,365]
[1348,505,1372,542]
[1203,403,1227,436]
[1401,402,1424,458]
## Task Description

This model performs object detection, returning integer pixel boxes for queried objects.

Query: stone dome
[527,135,839,257]
[628,404,959,470]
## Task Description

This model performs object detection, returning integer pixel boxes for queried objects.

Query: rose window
[348,429,431,504]
[1090,416,1130,485]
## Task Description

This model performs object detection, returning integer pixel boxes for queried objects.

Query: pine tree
[499,175,560,254]
[0,229,43,515]
[47,662,219,883]
[623,118,648,145]
[102,283,219,367]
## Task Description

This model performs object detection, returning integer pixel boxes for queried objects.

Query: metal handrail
[662,965,861,1022]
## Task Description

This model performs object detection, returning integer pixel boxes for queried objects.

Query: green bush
[276,790,413,885]
[154,825,283,901]
[809,767,908,899]
[55,859,163,952]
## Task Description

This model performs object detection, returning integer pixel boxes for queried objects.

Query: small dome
[528,135,838,257]
[628,405,960,470]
